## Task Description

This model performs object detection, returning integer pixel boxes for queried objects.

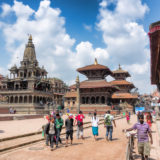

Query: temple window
[101,96,105,104]
[82,97,85,104]
[91,97,95,104]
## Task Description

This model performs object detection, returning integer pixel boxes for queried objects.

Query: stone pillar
[27,96,29,103]
[18,96,20,103]
[8,96,11,103]
[22,96,24,103]
[32,96,34,103]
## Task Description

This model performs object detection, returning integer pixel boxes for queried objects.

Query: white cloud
[97,0,151,93]
[99,1,107,8]
[0,0,109,84]
[1,4,12,17]
[68,41,109,70]
[0,0,153,93]
[124,62,149,75]
[83,24,92,32]
[13,0,34,19]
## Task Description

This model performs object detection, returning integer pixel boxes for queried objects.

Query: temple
[64,60,138,114]
[111,65,138,109]
[64,59,119,114]
[0,35,53,114]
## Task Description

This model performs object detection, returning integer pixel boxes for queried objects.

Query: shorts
[66,130,73,140]
[138,142,150,156]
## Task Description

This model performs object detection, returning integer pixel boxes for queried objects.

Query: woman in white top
[91,112,99,141]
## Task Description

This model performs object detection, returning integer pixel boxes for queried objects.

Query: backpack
[105,115,112,126]
[77,121,83,127]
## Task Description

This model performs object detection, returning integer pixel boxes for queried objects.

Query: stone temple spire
[23,35,37,62]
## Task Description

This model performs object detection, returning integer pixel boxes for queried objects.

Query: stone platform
[69,105,120,115]
[0,103,52,115]
[0,114,44,121]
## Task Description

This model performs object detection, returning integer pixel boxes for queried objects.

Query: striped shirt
[132,122,151,142]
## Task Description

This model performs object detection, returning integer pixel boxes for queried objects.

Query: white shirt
[91,116,99,127]
[49,123,55,134]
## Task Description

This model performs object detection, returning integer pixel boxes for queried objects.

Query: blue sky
[0,0,160,94]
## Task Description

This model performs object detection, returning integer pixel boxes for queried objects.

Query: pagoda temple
[64,59,119,114]
[0,35,53,114]
[111,65,138,108]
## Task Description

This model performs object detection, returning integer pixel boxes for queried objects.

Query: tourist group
[42,110,116,151]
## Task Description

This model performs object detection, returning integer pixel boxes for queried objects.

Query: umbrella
[142,110,153,113]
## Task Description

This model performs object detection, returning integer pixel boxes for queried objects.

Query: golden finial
[94,58,98,65]
[29,34,32,40]
[76,75,79,83]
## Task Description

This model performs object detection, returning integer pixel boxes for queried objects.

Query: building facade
[148,21,160,90]
[64,59,119,114]
[64,61,138,114]
[0,36,53,114]
[149,21,160,117]
[49,78,69,107]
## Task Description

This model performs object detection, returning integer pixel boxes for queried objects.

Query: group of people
[43,109,153,160]
[43,110,117,150]
[9,107,16,114]
[43,110,86,150]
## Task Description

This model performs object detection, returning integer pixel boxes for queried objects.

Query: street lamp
[76,75,80,114]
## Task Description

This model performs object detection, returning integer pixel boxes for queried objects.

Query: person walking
[65,114,74,147]
[55,113,64,148]
[75,111,85,139]
[91,112,99,141]
[123,114,153,160]
[126,111,130,124]
[44,114,52,146]
[45,118,56,151]
[104,110,116,141]
[146,112,152,128]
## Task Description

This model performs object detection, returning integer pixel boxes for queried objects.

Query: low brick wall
[0,107,9,114]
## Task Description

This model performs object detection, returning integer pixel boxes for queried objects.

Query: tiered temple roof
[77,58,112,80]
[65,59,119,99]
[111,65,138,100]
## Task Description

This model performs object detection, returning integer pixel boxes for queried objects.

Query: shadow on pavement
[96,137,104,141]
[84,136,91,139]
[111,138,119,141]
[0,130,4,133]
[133,154,156,160]
[71,142,83,146]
